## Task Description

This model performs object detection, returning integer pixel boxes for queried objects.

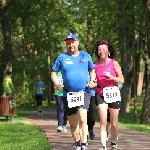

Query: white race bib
[103,86,121,103]
[67,92,91,108]
[58,77,63,84]
[36,87,43,94]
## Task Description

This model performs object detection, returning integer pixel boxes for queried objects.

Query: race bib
[36,87,43,94]
[67,92,91,108]
[103,86,121,103]
[58,77,63,84]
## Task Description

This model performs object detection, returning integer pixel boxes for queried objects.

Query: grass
[0,123,51,150]
[118,104,150,134]
[0,101,52,150]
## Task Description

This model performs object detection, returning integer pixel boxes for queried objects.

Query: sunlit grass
[0,123,51,150]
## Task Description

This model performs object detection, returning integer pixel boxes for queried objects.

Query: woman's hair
[95,39,116,59]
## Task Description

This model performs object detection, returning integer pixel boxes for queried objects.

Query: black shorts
[63,95,90,116]
[96,94,121,109]
[35,95,43,106]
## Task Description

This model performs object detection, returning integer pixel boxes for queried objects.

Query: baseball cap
[64,33,78,41]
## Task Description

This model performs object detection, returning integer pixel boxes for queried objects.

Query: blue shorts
[96,94,121,109]
[35,95,43,106]
[63,95,90,116]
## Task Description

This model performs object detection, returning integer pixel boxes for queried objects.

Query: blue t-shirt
[52,51,94,96]
[34,82,45,95]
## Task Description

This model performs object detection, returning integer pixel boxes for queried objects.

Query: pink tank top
[95,59,117,96]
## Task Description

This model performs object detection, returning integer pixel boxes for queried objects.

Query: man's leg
[78,108,88,144]
[68,113,80,142]
[63,97,80,147]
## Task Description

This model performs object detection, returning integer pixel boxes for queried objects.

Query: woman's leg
[109,108,119,142]
[97,103,108,147]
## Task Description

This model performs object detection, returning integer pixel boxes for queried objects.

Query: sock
[111,142,116,145]
[81,143,86,146]
[103,145,106,149]
[75,140,80,147]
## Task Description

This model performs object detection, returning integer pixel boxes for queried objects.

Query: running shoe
[37,112,40,116]
[75,146,81,150]
[110,142,117,150]
[81,145,87,150]
[99,147,107,150]
[57,126,64,132]
[40,112,43,116]
[89,131,95,140]
[62,126,67,132]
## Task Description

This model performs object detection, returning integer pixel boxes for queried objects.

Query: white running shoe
[111,145,117,150]
[37,112,40,116]
[99,147,107,150]
[75,146,81,150]
[110,142,117,150]
[81,145,87,150]
[57,126,64,132]
[62,126,67,132]
[40,112,43,116]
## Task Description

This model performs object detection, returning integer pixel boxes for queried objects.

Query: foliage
[0,0,148,119]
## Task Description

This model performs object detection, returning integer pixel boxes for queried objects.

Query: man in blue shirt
[51,33,96,150]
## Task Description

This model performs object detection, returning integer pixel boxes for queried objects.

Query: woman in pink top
[94,39,124,150]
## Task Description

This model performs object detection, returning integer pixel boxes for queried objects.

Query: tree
[140,0,150,124]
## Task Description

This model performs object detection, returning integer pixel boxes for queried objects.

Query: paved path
[28,107,150,150]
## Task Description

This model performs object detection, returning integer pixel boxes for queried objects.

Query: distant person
[55,71,68,132]
[3,71,14,96]
[33,75,45,116]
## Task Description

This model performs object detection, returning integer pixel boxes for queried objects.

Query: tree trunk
[0,0,13,94]
[140,0,150,124]
[118,0,134,115]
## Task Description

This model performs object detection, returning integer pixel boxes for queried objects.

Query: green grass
[118,104,150,134]
[0,123,51,150]
[0,101,53,150]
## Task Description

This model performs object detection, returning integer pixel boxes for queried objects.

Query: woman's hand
[103,71,113,80]
[87,80,97,88]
